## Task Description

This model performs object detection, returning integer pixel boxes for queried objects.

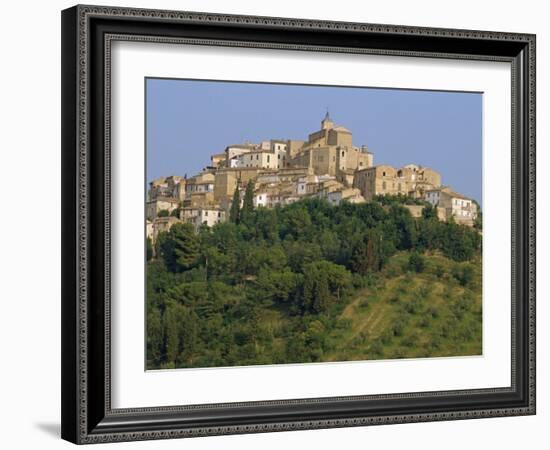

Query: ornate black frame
[61,4,536,444]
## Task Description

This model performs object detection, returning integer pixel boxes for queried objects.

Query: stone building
[403,204,447,221]
[146,197,180,220]
[424,187,478,226]
[285,139,306,158]
[148,175,186,202]
[185,172,215,196]
[210,153,226,168]
[353,164,441,201]
[184,172,216,207]
[289,112,373,181]
[213,167,264,203]
[150,216,181,243]
[326,187,365,206]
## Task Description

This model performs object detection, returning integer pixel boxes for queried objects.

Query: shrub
[434,264,445,278]
[380,331,393,345]
[389,295,400,304]
[419,316,430,328]
[359,299,370,309]
[452,264,475,287]
[401,331,420,348]
[390,348,406,359]
[370,340,384,358]
[427,306,439,318]
[404,298,423,314]
[408,252,425,273]
[336,318,352,330]
[392,319,406,337]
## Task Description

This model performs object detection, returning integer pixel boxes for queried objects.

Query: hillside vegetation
[146,195,482,369]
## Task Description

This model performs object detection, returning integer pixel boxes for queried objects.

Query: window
[267,155,270,163]
[278,154,281,159]
[383,171,386,177]
[341,151,345,157]
[204,211,208,216]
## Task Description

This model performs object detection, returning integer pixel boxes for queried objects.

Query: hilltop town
[146,112,478,243]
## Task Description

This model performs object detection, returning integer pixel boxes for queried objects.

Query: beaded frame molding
[61,4,536,444]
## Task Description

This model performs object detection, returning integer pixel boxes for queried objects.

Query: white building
[182,206,226,229]
[254,191,270,208]
[425,187,478,226]
[234,149,285,169]
[224,143,257,161]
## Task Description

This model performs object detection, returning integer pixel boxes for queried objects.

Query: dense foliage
[147,197,482,369]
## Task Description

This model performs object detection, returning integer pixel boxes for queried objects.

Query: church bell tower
[321,110,334,130]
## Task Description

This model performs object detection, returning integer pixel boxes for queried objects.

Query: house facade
[424,187,478,226]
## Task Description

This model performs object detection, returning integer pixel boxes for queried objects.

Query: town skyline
[146,78,482,204]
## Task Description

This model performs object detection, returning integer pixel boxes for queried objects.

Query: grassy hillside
[325,251,482,361]
[245,251,482,364]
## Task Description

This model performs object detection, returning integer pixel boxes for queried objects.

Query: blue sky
[146,78,482,204]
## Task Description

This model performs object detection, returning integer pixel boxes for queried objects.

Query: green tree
[390,205,417,250]
[350,230,382,275]
[164,301,199,365]
[170,207,182,218]
[255,269,302,304]
[408,252,425,273]
[473,200,482,230]
[229,184,241,224]
[146,305,163,365]
[146,237,153,261]
[161,223,200,272]
[282,207,312,239]
[303,268,331,314]
[302,261,351,314]
[440,222,479,261]
[157,209,170,218]
[422,203,437,220]
[452,264,475,286]
[241,179,255,224]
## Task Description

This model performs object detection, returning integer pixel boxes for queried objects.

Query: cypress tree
[229,184,241,224]
[241,179,255,224]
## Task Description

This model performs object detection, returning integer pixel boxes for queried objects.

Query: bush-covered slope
[146,197,482,369]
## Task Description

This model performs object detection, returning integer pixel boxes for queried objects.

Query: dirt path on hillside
[339,290,392,345]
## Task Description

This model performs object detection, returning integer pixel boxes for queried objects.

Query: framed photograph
[61,5,536,444]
